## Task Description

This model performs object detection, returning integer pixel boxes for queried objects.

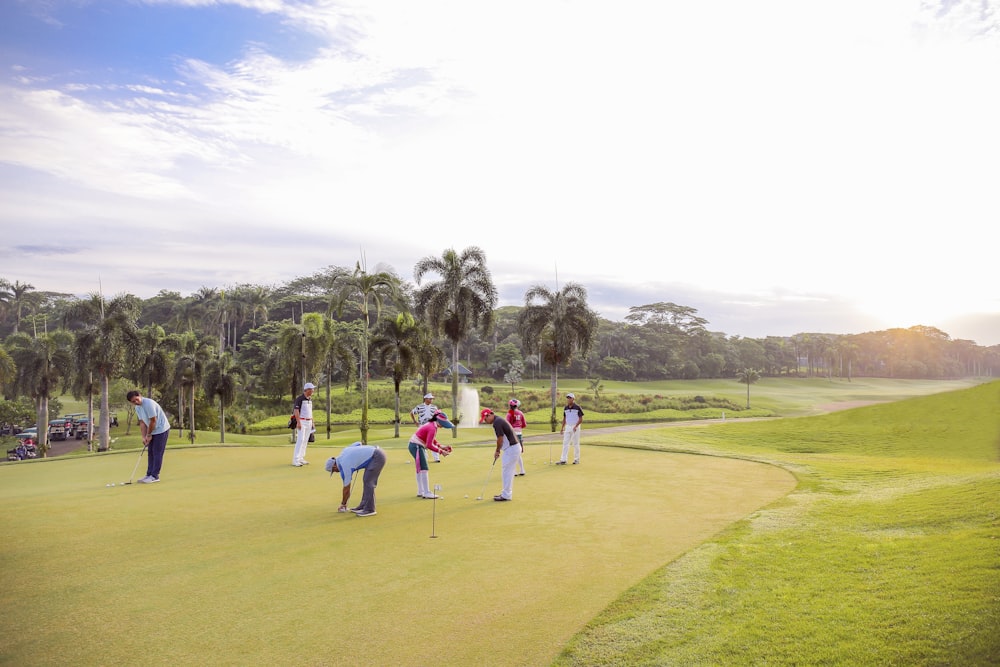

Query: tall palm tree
[517,283,598,431]
[327,260,402,444]
[413,247,497,434]
[0,347,16,391]
[203,352,244,443]
[68,293,141,451]
[320,319,358,440]
[171,332,213,444]
[134,324,170,397]
[412,325,446,396]
[372,312,419,438]
[6,281,40,334]
[6,329,75,456]
[736,367,761,408]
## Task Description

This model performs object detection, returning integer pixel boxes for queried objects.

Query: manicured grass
[0,438,792,665]
[9,378,998,665]
[554,380,1000,665]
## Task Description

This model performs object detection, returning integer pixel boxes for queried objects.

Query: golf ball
[106,483,111,487]
[110,483,116,487]
[464,494,469,498]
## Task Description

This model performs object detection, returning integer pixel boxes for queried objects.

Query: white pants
[560,426,581,463]
[498,444,518,500]
[293,422,312,464]
[514,432,526,473]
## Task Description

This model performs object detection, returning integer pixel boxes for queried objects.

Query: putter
[475,458,497,500]
[122,445,147,485]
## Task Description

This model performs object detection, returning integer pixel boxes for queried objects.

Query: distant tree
[736,367,761,408]
[203,352,244,443]
[6,329,75,456]
[517,283,598,431]
[503,360,524,394]
[372,312,419,438]
[414,247,497,436]
[68,293,141,451]
[327,260,402,445]
[587,376,604,406]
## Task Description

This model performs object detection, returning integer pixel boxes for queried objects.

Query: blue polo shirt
[334,443,377,485]
[134,397,170,435]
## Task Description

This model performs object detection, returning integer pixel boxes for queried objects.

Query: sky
[2,0,999,346]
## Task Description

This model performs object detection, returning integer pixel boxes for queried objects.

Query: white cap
[304,383,316,390]
[424,393,434,399]
[566,393,575,399]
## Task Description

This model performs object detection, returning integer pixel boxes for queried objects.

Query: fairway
[0,441,794,666]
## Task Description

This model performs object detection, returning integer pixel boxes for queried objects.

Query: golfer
[291,382,315,467]
[410,393,441,462]
[479,408,519,502]
[127,390,170,484]
[408,411,454,499]
[557,393,584,465]
[506,399,527,476]
[326,443,387,517]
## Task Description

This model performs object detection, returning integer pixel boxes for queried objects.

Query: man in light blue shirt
[127,390,171,484]
[325,443,387,517]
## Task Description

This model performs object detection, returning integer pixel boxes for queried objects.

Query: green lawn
[4,378,998,665]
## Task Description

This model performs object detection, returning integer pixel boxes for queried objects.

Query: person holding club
[325,442,387,517]
[126,390,171,484]
[479,408,519,502]
[408,411,455,499]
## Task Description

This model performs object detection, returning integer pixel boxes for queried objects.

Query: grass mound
[555,380,1000,665]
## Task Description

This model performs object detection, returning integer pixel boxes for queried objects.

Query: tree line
[2,252,997,454]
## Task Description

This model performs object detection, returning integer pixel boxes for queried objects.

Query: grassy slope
[555,381,1000,666]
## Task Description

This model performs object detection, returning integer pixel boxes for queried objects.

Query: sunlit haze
[2,0,998,344]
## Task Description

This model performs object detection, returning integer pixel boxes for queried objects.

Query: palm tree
[372,312,419,438]
[413,247,497,434]
[327,260,403,444]
[203,352,244,443]
[134,324,170,397]
[6,330,75,456]
[0,347,15,394]
[68,293,141,451]
[319,319,358,440]
[413,325,445,396]
[736,367,761,408]
[171,332,213,444]
[517,283,598,431]
[6,281,40,334]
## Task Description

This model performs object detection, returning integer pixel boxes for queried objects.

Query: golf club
[475,458,497,500]
[121,444,147,485]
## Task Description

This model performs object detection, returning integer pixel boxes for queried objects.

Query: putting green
[0,441,794,665]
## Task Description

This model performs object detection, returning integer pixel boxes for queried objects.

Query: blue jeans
[146,429,169,479]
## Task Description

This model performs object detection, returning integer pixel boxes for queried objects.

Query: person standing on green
[127,390,171,483]
[556,393,584,465]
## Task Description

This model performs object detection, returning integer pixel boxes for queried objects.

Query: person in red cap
[506,399,527,476]
[479,408,519,501]
[407,411,454,498]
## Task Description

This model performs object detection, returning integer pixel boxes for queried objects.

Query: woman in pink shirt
[408,411,454,498]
